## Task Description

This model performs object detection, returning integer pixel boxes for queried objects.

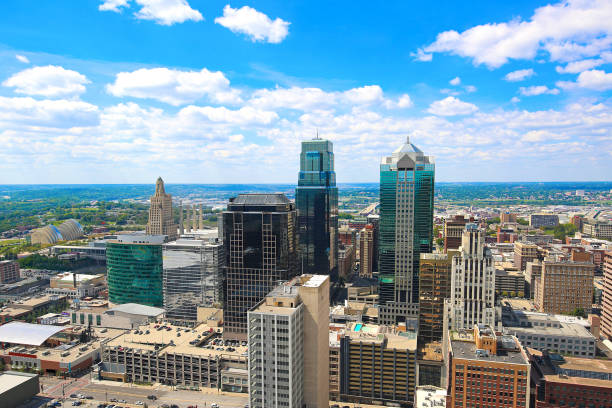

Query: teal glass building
[107,235,165,307]
[295,138,338,278]
[378,137,434,325]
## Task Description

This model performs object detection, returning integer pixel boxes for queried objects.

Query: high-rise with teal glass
[295,138,338,278]
[378,137,434,325]
[107,234,165,307]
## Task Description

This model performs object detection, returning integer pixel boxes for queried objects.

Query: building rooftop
[0,371,37,394]
[107,303,165,317]
[450,330,528,366]
[52,272,103,283]
[0,322,67,346]
[230,193,291,206]
[343,322,417,350]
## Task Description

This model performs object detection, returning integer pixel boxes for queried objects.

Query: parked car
[147,395,157,400]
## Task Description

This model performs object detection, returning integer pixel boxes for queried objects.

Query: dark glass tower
[295,138,338,278]
[222,194,298,340]
[378,137,435,325]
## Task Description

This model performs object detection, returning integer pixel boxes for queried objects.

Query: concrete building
[222,194,298,341]
[378,137,435,325]
[47,272,106,299]
[525,261,542,299]
[0,260,19,284]
[419,253,453,345]
[495,268,525,296]
[444,215,473,252]
[447,225,496,330]
[514,242,539,271]
[582,217,612,240]
[500,212,518,224]
[339,323,417,407]
[71,302,164,329]
[248,275,329,408]
[146,177,178,241]
[534,259,595,315]
[337,243,355,279]
[100,321,247,390]
[530,351,612,408]
[106,234,165,307]
[530,214,559,229]
[415,386,446,408]
[359,224,374,278]
[445,325,530,408]
[0,371,39,408]
[163,238,224,321]
[502,309,596,358]
[602,251,612,340]
[338,225,357,247]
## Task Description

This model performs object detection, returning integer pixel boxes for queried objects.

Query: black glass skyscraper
[222,194,298,340]
[295,138,338,279]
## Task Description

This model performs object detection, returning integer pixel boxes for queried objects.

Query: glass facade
[107,241,163,307]
[222,194,298,340]
[295,139,338,278]
[163,239,224,321]
[378,138,434,324]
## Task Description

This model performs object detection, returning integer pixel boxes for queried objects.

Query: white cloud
[511,96,521,103]
[504,69,535,82]
[465,85,477,93]
[179,105,278,125]
[521,130,568,142]
[0,96,99,128]
[2,65,89,97]
[15,55,29,64]
[450,77,461,86]
[556,58,604,74]
[99,0,203,25]
[395,94,414,109]
[99,0,129,12]
[215,5,289,43]
[342,85,383,104]
[414,0,612,68]
[427,96,478,116]
[519,85,560,96]
[106,67,241,106]
[557,69,612,91]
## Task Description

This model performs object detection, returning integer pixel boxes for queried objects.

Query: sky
[0,0,611,184]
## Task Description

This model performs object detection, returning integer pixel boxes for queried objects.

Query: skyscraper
[447,225,496,330]
[378,137,435,325]
[146,177,178,241]
[162,238,224,321]
[359,225,374,278]
[106,234,165,307]
[222,194,298,340]
[295,138,338,278]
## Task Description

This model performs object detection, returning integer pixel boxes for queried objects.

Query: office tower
[248,274,330,408]
[163,238,224,321]
[339,323,417,405]
[529,213,559,228]
[146,177,178,241]
[535,258,595,315]
[445,325,530,408]
[178,202,184,235]
[444,215,472,252]
[0,260,19,283]
[366,214,379,272]
[378,137,435,325]
[500,212,518,224]
[418,253,453,345]
[106,234,164,307]
[295,138,338,277]
[514,241,539,271]
[337,244,355,279]
[359,225,374,278]
[222,194,298,340]
[338,225,356,246]
[447,225,495,330]
[602,251,612,340]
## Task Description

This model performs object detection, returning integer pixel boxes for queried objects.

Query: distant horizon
[2,181,612,186]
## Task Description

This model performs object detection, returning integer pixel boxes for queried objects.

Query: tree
[570,308,586,318]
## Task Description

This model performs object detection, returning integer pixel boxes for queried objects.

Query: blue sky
[0,0,611,184]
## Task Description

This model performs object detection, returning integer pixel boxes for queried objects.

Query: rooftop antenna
[315,129,320,140]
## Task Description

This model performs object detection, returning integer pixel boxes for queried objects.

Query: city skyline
[0,0,611,184]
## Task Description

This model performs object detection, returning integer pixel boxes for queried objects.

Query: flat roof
[252,304,299,316]
[451,338,528,366]
[0,371,37,394]
[107,303,164,317]
[0,322,66,346]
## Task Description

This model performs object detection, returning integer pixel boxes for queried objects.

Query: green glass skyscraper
[107,234,165,307]
[295,138,338,278]
[378,137,434,325]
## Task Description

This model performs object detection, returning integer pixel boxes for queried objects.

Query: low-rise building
[445,325,530,408]
[495,268,525,296]
[339,323,417,407]
[581,217,612,240]
[0,371,39,408]
[415,386,446,408]
[47,272,106,299]
[530,214,559,229]
[71,302,164,329]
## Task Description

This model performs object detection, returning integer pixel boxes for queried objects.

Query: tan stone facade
[535,259,595,315]
[146,177,178,241]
